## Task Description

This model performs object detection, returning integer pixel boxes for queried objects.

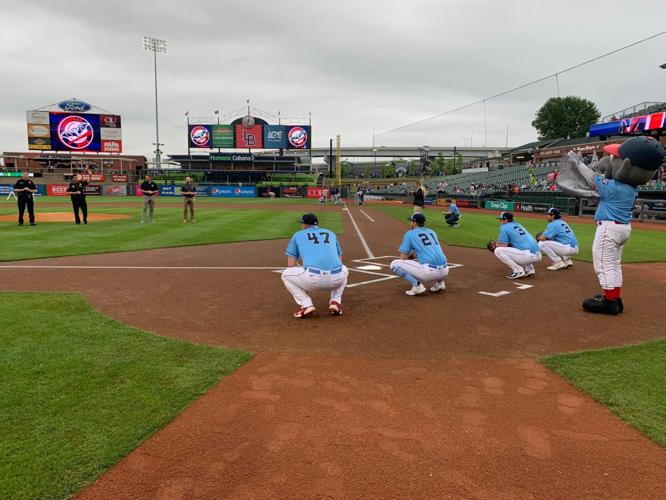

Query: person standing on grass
[181,177,196,223]
[140,174,158,224]
[66,174,88,225]
[413,180,426,214]
[13,171,37,226]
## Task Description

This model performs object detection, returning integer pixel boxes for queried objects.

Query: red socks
[603,287,621,301]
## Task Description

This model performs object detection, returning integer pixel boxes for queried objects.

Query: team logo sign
[190,126,210,147]
[57,115,94,150]
[288,127,308,148]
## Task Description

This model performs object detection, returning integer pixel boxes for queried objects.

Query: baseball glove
[486,239,497,252]
[536,231,544,240]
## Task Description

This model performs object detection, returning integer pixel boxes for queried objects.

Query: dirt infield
[0,212,130,223]
[1,203,664,498]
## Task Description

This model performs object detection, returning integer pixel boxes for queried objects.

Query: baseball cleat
[547,261,567,271]
[429,281,446,292]
[506,270,526,279]
[405,284,427,296]
[329,301,342,316]
[294,306,316,319]
[524,266,536,277]
[593,295,624,313]
[582,296,620,315]
[564,258,574,268]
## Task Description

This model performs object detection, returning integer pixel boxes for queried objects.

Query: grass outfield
[0,207,343,262]
[376,205,666,263]
[0,292,252,499]
[542,340,666,448]
[3,196,321,205]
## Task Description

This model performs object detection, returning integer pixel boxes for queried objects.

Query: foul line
[359,209,375,223]
[342,204,375,259]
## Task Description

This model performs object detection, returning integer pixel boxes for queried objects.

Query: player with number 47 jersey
[390,213,449,296]
[281,213,349,318]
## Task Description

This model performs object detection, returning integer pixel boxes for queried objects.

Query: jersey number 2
[417,233,432,246]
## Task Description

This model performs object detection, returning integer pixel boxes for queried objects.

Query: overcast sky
[1,0,665,157]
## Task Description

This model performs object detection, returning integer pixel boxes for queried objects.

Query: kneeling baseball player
[488,211,541,279]
[281,213,349,318]
[390,213,448,296]
[537,207,578,270]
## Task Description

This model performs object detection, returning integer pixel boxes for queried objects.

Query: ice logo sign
[57,115,94,150]
[288,127,308,148]
[190,126,210,147]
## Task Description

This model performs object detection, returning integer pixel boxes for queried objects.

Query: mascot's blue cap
[603,136,666,171]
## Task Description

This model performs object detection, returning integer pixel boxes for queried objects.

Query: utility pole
[143,36,167,166]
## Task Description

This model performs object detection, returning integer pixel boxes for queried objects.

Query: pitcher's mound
[0,212,131,223]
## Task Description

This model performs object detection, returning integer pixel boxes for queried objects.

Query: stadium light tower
[143,36,167,166]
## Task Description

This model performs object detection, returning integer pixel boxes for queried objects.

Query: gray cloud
[1,0,665,157]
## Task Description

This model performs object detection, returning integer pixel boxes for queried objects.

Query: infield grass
[376,205,666,263]
[0,292,252,499]
[542,339,666,448]
[0,203,343,261]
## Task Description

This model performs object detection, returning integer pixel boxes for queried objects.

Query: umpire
[13,171,37,226]
[67,174,88,224]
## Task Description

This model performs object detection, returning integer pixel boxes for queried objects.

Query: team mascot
[557,136,666,315]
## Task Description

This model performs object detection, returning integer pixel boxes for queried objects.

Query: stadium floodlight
[143,37,167,165]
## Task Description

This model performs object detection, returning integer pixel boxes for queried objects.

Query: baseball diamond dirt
[1,202,665,498]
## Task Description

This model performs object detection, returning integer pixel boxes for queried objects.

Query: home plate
[356,264,383,271]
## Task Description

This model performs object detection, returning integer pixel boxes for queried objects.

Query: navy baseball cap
[603,136,666,170]
[407,213,426,224]
[497,211,513,221]
[299,213,318,225]
[547,207,560,217]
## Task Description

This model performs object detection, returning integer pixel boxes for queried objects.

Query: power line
[376,30,666,137]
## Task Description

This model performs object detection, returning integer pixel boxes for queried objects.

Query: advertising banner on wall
[26,110,50,124]
[211,125,234,148]
[111,174,129,183]
[306,187,330,199]
[159,185,179,196]
[188,124,212,148]
[196,185,209,197]
[263,125,286,149]
[235,125,263,149]
[103,184,128,196]
[285,125,311,149]
[28,137,52,150]
[210,153,252,162]
[209,185,257,198]
[84,185,101,195]
[485,200,514,211]
[47,184,70,196]
[0,185,13,195]
[80,174,106,183]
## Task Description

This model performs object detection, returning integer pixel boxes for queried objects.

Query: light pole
[143,36,167,166]
[505,123,510,148]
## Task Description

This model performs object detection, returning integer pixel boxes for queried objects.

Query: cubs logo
[190,126,210,147]
[57,115,94,150]
[288,127,308,148]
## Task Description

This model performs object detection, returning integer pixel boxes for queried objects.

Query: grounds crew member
[181,176,197,223]
[66,173,88,224]
[13,171,37,226]
[140,174,159,223]
[281,213,348,318]
[390,213,449,296]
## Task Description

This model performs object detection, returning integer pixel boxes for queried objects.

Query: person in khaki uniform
[181,177,197,222]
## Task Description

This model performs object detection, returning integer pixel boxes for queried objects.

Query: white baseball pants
[281,266,349,308]
[494,247,541,273]
[538,240,579,263]
[592,221,631,289]
[390,259,449,284]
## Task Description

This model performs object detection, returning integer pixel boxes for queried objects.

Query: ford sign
[57,99,92,112]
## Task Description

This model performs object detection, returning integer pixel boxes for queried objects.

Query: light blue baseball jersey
[543,220,578,248]
[285,227,342,271]
[449,203,460,216]
[498,222,540,254]
[594,176,637,224]
[398,227,447,266]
